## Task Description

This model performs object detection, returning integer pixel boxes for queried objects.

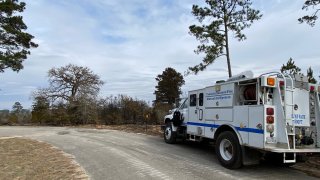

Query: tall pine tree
[189,0,262,77]
[0,0,38,72]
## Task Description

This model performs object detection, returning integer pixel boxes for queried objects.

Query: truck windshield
[175,98,187,108]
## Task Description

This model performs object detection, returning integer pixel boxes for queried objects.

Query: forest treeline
[0,65,182,126]
[0,95,172,126]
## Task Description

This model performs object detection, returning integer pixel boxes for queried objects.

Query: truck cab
[163,97,188,143]
[164,98,188,124]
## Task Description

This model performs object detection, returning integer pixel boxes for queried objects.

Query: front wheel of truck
[164,123,176,144]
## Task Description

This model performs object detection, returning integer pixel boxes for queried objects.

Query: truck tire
[215,131,242,169]
[164,123,176,144]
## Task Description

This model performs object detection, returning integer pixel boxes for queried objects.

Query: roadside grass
[78,124,163,137]
[0,138,88,180]
[292,155,320,178]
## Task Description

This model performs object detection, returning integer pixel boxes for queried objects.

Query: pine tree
[280,58,301,75]
[189,0,262,77]
[154,67,185,106]
[307,67,317,83]
[0,0,38,72]
[299,0,320,26]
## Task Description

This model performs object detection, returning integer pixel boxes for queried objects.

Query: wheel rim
[219,139,233,161]
[165,126,171,140]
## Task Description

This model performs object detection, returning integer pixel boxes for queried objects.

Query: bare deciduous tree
[37,64,104,103]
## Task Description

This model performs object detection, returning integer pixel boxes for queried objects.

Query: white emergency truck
[163,71,320,169]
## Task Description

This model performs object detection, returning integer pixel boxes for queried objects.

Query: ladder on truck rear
[282,74,296,163]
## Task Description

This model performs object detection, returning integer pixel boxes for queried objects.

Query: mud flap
[242,146,261,165]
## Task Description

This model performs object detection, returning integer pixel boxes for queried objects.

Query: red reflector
[310,86,315,92]
[279,81,284,86]
[266,108,274,115]
[266,116,274,124]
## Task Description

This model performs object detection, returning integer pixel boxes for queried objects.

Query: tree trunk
[225,30,232,78]
[223,3,232,78]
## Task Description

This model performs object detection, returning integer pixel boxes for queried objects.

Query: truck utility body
[163,72,320,169]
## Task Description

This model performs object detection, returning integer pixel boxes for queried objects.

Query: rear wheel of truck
[215,131,242,169]
[164,123,176,144]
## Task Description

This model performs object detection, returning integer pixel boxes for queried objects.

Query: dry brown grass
[292,155,320,178]
[78,124,163,137]
[0,137,88,180]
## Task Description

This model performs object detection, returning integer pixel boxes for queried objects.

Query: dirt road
[0,126,316,180]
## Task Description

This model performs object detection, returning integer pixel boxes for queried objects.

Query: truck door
[179,98,189,123]
[188,92,198,123]
[187,90,205,136]
[198,92,204,121]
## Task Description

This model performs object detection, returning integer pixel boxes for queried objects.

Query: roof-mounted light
[267,78,275,86]
[261,76,276,88]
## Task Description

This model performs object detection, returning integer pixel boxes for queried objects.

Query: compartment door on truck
[286,88,310,126]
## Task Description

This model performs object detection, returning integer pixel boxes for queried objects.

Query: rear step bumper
[265,148,320,153]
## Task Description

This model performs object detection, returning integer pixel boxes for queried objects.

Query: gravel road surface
[0,126,316,180]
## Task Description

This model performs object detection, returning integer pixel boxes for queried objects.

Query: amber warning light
[267,77,275,86]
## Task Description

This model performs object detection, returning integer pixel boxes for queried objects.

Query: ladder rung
[284,153,296,163]
[284,160,296,163]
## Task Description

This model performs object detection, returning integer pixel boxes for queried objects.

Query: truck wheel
[164,123,176,144]
[215,131,242,169]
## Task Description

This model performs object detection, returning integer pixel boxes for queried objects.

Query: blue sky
[1,0,320,110]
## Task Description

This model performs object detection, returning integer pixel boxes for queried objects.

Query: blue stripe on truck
[186,122,264,134]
